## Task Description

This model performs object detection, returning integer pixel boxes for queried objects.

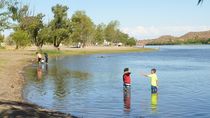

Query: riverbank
[0,46,155,116]
[0,50,33,101]
[41,46,156,56]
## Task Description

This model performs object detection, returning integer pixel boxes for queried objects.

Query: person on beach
[142,68,158,93]
[123,68,131,91]
[44,52,48,64]
[36,52,42,63]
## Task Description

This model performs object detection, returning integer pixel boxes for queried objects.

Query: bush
[4,36,15,45]
[12,30,31,49]
[0,34,4,43]
[125,38,136,46]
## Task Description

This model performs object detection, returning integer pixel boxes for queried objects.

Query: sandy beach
[0,50,33,101]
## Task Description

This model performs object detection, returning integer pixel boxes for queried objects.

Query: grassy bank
[41,47,156,57]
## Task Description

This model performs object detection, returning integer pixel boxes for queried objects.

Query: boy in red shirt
[123,68,131,91]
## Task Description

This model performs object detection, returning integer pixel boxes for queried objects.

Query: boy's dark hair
[151,68,156,73]
[124,68,129,72]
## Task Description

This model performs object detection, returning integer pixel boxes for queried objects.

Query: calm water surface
[23,45,210,118]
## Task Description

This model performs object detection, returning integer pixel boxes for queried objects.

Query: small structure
[117,42,123,47]
[104,40,110,46]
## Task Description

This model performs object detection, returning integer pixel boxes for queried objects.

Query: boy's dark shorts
[151,86,158,93]
[124,84,131,90]
[38,58,42,62]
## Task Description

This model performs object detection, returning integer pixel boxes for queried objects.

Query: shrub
[125,38,136,46]
[11,30,31,49]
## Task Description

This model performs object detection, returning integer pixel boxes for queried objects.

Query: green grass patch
[42,48,156,57]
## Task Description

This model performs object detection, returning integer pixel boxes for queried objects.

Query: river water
[23,45,210,118]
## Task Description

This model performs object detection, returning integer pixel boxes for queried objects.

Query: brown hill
[137,30,210,45]
[179,30,210,41]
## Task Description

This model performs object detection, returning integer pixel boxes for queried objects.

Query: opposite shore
[0,46,155,117]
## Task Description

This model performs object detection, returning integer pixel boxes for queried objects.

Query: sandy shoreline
[0,50,34,101]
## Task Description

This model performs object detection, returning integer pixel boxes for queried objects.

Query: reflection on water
[37,64,42,80]
[24,60,91,100]
[123,87,131,112]
[36,64,48,80]
[151,93,158,112]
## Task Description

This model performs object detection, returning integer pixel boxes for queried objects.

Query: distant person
[36,52,42,63]
[123,68,131,91]
[142,68,158,93]
[44,52,48,64]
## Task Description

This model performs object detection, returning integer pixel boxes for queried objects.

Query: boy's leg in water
[151,86,158,93]
[124,84,130,92]
[155,86,158,93]
[151,86,154,93]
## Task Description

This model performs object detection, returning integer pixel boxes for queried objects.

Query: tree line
[0,1,136,49]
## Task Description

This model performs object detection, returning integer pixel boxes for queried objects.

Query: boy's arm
[140,72,149,77]
[144,74,149,77]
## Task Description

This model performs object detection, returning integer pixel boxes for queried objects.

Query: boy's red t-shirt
[123,72,131,84]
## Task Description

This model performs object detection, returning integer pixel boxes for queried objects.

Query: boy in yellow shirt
[143,68,158,93]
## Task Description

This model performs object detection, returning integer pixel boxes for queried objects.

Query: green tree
[71,11,95,47]
[9,4,29,23]
[94,23,106,45]
[20,13,45,48]
[0,1,9,31]
[104,20,119,43]
[11,30,30,49]
[0,0,18,31]
[125,37,136,46]
[117,31,129,44]
[37,26,51,47]
[50,4,69,48]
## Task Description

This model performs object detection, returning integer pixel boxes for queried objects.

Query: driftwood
[0,100,77,118]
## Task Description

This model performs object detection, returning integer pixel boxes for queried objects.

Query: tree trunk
[15,45,19,49]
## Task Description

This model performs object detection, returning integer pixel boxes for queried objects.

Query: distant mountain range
[137,30,210,45]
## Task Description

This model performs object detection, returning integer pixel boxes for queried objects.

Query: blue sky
[5,0,210,39]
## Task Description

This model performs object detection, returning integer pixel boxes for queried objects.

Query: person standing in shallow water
[142,68,158,93]
[36,52,42,63]
[123,68,131,91]
[44,52,48,64]
[123,68,131,112]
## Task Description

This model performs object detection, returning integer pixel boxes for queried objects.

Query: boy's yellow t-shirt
[148,74,158,86]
